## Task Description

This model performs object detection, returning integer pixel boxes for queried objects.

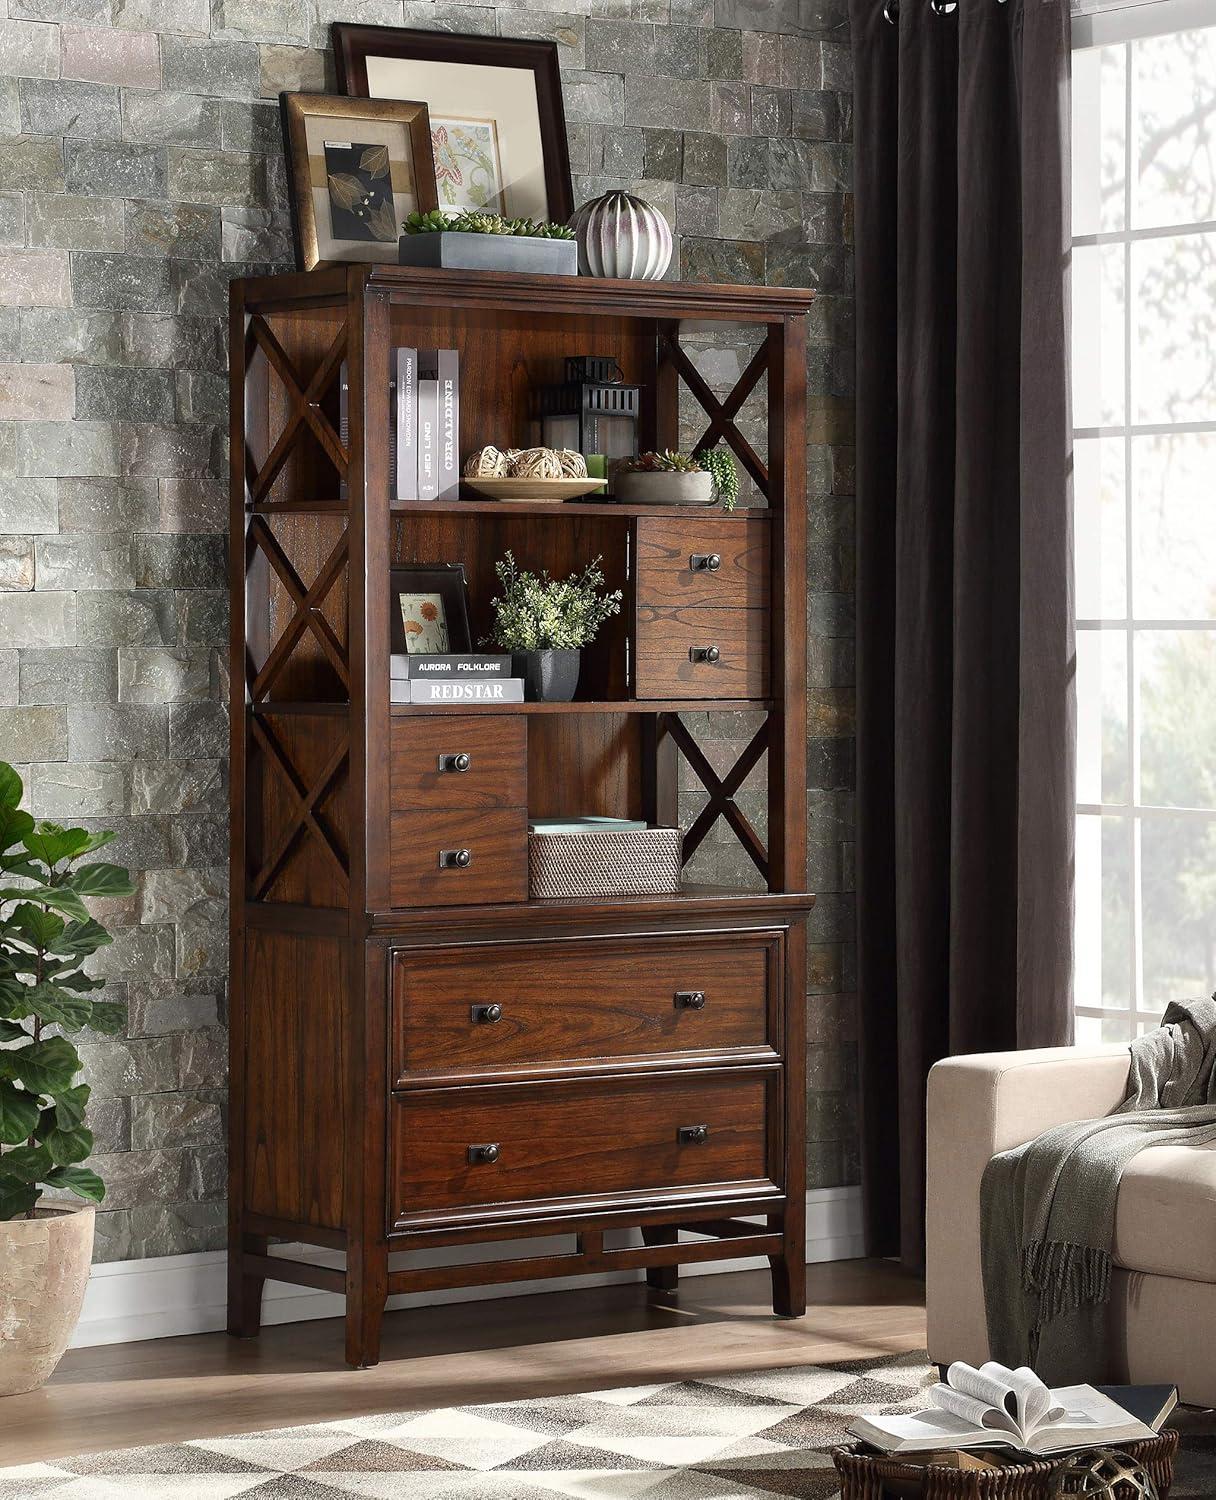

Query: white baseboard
[72,1186,863,1350]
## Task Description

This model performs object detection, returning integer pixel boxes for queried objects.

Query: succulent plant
[403,209,574,240]
[625,449,705,474]
[695,446,740,511]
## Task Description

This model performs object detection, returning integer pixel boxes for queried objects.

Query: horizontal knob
[677,1124,710,1146]
[439,847,472,869]
[438,752,472,773]
[471,1002,502,1024]
[689,645,720,664]
[467,1143,500,1164]
[674,990,707,1010]
[689,552,722,572]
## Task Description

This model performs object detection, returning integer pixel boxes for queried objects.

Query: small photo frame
[280,92,440,270]
[390,564,472,655]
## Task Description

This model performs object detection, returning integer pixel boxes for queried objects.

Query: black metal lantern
[537,356,641,474]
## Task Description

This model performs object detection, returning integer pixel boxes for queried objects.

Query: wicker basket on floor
[832,1429,1179,1500]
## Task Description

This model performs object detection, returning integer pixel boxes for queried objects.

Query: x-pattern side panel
[662,332,770,499]
[661,715,769,880]
[244,315,349,505]
[249,715,350,900]
[247,519,349,703]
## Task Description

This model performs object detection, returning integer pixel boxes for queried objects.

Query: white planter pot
[0,1203,94,1396]
[614,470,716,505]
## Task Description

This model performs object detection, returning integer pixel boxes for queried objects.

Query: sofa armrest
[925,1046,1131,1367]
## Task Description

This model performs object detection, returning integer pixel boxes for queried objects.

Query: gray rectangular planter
[398,233,578,276]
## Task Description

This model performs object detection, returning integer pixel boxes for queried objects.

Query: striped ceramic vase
[569,191,674,280]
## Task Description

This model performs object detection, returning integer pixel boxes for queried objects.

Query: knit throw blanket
[980,997,1216,1383]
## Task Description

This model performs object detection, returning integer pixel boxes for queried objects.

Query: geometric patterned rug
[1,1352,1210,1499]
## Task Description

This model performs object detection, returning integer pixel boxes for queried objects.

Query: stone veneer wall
[0,0,855,1264]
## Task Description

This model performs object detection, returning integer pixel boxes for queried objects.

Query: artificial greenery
[486,552,623,652]
[403,209,575,240]
[624,447,740,510]
[0,763,132,1221]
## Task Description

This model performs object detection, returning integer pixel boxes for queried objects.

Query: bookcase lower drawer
[390,713,526,811]
[390,1069,779,1224]
[634,605,769,699]
[389,807,528,907]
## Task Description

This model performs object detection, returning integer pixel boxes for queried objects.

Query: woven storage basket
[528,827,682,899]
[832,1429,1178,1500]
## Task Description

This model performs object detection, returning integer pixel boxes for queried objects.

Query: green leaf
[0,1035,79,1095]
[0,1082,39,1146]
[0,1181,38,1219]
[86,999,125,1035]
[50,917,112,961]
[43,1122,92,1167]
[0,886,91,924]
[10,901,65,951]
[0,855,43,881]
[66,863,135,900]
[22,824,91,869]
[5,984,94,1030]
[0,805,34,856]
[51,1083,89,1129]
[0,764,22,810]
[0,1018,24,1043]
[0,1141,52,1183]
[44,1165,104,1204]
[54,970,104,992]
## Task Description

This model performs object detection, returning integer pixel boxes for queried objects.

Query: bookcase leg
[642,1225,679,1291]
[345,1256,388,1369]
[769,1248,806,1319]
[227,1234,267,1339]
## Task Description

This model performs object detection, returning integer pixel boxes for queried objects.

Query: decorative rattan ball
[1049,1448,1160,1500]
[463,445,508,478]
[556,449,588,478]
[508,446,563,480]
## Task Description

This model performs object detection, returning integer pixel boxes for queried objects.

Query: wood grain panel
[389,807,527,907]
[635,606,769,700]
[526,714,644,820]
[390,713,526,811]
[392,931,778,1081]
[391,1069,776,1222]
[635,517,770,610]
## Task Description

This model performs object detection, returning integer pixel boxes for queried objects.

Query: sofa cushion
[1114,1140,1216,1282]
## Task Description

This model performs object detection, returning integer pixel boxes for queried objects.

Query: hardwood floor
[0,1259,926,1469]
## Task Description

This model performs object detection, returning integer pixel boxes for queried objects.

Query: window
[1072,13,1216,1044]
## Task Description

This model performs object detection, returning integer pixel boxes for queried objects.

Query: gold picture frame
[280,93,440,271]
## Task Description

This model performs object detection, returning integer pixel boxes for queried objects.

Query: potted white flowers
[0,762,132,1396]
[486,552,622,702]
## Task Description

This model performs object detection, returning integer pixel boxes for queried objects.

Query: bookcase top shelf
[240,264,815,324]
[392,498,773,521]
[387,699,775,716]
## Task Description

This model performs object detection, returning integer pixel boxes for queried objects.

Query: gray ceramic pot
[613,470,716,506]
[512,649,581,702]
[398,233,578,276]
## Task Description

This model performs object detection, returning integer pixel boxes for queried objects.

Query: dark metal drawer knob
[438,752,472,773]
[678,1124,710,1146]
[467,1143,500,1164]
[689,645,720,664]
[439,848,472,869]
[674,990,707,1010]
[471,1002,502,1024]
[690,552,722,572]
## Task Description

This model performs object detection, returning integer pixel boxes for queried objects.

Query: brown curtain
[850,0,1075,1268]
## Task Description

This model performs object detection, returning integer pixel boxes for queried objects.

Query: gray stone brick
[0,20,61,80]
[125,199,221,259]
[93,1201,226,1264]
[87,1142,222,1208]
[589,124,645,177]
[821,38,849,87]
[122,422,214,478]
[75,366,176,423]
[133,531,224,589]
[257,43,329,96]
[10,0,109,21]
[655,23,707,75]
[173,370,227,425]
[0,590,75,647]
[19,77,121,139]
[726,133,768,186]
[111,0,211,32]
[791,88,849,140]
[711,79,751,133]
[682,130,728,185]
[0,362,74,421]
[36,530,135,589]
[498,11,586,64]
[718,185,800,239]
[19,308,125,365]
[27,192,126,251]
[0,81,19,137]
[120,89,221,146]
[0,477,58,535]
[0,649,18,705]
[675,182,718,236]
[398,2,498,32]
[0,135,66,193]
[118,644,210,703]
[77,588,175,645]
[158,478,225,533]
[61,23,161,88]
[177,589,226,644]
[29,759,127,818]
[0,195,24,249]
[131,1090,225,1150]
[212,0,310,43]
[127,976,223,1035]
[71,251,175,312]
[751,84,790,136]
[706,25,742,75]
[170,260,243,317]
[17,419,121,477]
[171,807,227,866]
[68,702,169,760]
[19,646,117,704]
[129,757,223,815]
[166,146,267,207]
[0,538,34,591]
[87,1094,132,1155]
[642,127,682,179]
[161,36,260,98]
[217,98,279,153]
[0,313,19,360]
[57,477,158,531]
[121,312,225,371]
[586,17,655,70]
[220,204,291,264]
[562,70,625,125]
[679,233,764,283]
[0,249,72,308]
[0,705,67,761]
[625,73,711,129]
[64,138,166,198]
[168,699,226,758]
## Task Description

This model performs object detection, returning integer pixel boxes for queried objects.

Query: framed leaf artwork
[280,93,440,270]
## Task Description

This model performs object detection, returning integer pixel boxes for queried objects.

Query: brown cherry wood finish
[228,265,813,1368]
[635,604,770,699]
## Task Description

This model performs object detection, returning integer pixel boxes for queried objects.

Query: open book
[850,1361,1159,1458]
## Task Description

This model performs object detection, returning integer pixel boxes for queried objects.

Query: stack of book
[391,652,523,705]
[339,347,459,503]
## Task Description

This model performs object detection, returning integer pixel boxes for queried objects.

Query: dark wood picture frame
[280,92,439,271]
[390,563,473,655]
[333,24,574,224]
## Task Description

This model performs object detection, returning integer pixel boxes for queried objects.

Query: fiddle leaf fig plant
[0,762,132,1220]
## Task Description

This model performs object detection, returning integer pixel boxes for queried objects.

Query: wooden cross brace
[247,520,349,703]
[660,714,769,881]
[660,332,770,499]
[249,715,350,901]
[244,316,349,504]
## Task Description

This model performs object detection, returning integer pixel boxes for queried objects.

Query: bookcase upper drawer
[390,713,526,811]
[635,517,770,611]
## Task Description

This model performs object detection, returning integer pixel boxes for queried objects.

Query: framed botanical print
[333,25,574,225]
[280,93,440,270]
[390,564,472,655]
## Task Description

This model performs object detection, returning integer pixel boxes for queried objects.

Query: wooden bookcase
[228,264,815,1367]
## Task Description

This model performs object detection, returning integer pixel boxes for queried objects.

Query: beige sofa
[927,1045,1216,1407]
